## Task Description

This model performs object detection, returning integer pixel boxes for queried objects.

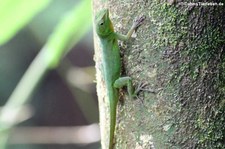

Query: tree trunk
[93,0,225,148]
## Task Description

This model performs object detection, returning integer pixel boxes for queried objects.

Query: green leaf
[0,0,52,45]
[45,0,92,68]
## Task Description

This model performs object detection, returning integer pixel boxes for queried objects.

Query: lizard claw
[135,82,162,94]
[132,15,146,31]
[141,87,163,94]
[134,82,148,95]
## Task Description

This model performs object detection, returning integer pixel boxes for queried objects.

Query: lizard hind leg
[113,76,136,99]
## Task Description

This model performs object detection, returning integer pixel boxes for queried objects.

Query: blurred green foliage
[0,0,52,45]
[0,0,92,148]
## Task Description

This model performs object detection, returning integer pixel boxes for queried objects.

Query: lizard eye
[100,22,104,25]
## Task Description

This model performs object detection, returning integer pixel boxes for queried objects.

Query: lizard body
[95,9,145,149]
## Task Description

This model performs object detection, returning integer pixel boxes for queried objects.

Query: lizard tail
[109,101,116,149]
[108,89,118,149]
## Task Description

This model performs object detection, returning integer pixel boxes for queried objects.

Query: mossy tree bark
[93,0,225,148]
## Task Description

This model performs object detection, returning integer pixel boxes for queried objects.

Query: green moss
[145,1,225,148]
[166,6,225,149]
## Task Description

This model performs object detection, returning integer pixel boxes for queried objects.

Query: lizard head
[95,9,114,37]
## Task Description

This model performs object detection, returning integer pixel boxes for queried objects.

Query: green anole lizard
[95,9,145,149]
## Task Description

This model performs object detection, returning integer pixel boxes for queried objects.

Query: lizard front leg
[113,77,140,99]
[115,15,146,41]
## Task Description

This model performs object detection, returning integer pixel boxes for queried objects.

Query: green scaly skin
[95,9,145,149]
